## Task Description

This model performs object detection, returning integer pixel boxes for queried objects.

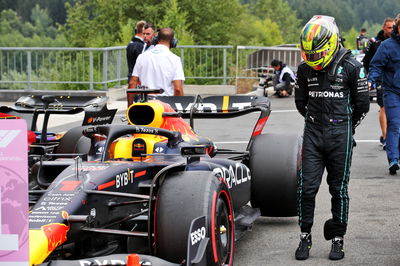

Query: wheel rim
[215,195,232,264]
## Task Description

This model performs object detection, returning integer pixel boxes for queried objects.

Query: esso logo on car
[191,226,206,246]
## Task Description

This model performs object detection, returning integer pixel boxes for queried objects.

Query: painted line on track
[271,109,298,113]
[215,139,380,144]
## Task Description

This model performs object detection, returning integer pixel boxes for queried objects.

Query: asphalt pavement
[233,96,400,266]
[1,94,399,265]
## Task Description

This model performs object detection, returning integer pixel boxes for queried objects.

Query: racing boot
[329,236,345,260]
[295,232,312,260]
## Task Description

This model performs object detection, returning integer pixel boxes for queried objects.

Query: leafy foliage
[0,8,65,47]
[285,0,400,32]
[159,0,194,45]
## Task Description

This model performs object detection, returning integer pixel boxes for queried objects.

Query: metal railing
[0,46,126,91]
[0,45,300,91]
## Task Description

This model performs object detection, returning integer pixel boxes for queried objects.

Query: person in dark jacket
[368,14,400,175]
[363,18,395,149]
[356,28,368,51]
[126,20,146,83]
[294,15,370,261]
[270,59,296,97]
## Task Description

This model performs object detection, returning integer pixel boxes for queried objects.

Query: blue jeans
[383,90,400,164]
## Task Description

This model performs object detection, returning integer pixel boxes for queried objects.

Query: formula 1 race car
[28,89,301,266]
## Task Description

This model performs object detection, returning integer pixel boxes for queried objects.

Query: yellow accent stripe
[222,96,229,113]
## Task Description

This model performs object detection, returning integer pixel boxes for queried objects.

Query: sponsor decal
[213,164,251,189]
[331,85,343,90]
[73,165,109,172]
[59,180,82,191]
[135,127,158,134]
[232,102,251,110]
[78,259,125,266]
[337,66,343,74]
[359,67,365,78]
[83,107,117,126]
[115,169,134,188]
[87,116,112,124]
[308,91,344,98]
[174,102,251,113]
[187,215,207,264]
[133,143,145,151]
[191,226,206,246]
[175,103,218,113]
[155,146,164,153]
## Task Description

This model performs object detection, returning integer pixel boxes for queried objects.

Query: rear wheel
[155,171,234,265]
[249,133,301,217]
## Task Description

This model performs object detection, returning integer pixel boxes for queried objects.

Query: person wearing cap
[295,15,370,261]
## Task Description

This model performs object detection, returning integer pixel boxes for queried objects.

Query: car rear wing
[158,95,271,151]
[14,95,109,110]
[0,95,117,143]
[157,95,270,115]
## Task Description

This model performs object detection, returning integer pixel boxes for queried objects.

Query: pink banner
[0,120,28,264]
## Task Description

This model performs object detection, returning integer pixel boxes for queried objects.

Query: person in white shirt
[128,27,185,106]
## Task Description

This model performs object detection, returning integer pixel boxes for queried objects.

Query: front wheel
[155,171,234,265]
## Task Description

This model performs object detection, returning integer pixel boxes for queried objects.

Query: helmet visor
[302,49,328,62]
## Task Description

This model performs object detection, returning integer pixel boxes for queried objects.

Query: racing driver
[294,15,370,261]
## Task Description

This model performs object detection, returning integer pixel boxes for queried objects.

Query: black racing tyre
[56,126,90,154]
[249,133,301,217]
[155,171,234,265]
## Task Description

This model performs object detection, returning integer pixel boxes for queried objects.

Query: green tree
[0,8,65,47]
[231,11,284,46]
[31,4,57,38]
[62,0,164,47]
[178,0,243,45]
[246,0,301,43]
[159,0,194,45]
[341,27,358,50]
